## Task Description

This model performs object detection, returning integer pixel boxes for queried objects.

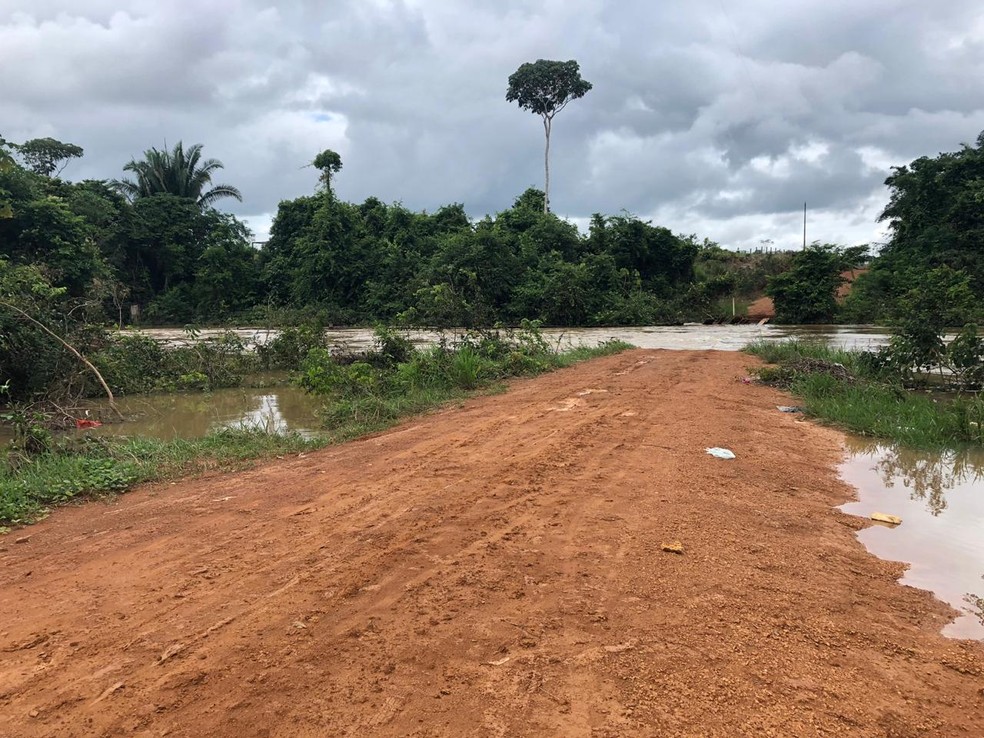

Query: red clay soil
[836,268,869,301]
[1,350,982,738]
[745,295,775,321]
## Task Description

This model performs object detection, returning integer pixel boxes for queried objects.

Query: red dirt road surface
[1,350,982,737]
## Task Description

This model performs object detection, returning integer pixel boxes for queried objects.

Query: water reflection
[68,383,321,442]
[840,438,984,640]
[965,589,984,629]
[844,437,984,516]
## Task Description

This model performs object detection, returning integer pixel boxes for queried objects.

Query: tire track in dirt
[1,349,981,737]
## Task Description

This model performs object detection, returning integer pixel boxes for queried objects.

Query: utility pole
[803,202,807,249]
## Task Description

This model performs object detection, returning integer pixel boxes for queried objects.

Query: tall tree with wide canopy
[507,59,592,213]
[16,137,84,177]
[114,142,242,208]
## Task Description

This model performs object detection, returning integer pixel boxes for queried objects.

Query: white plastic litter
[705,447,736,460]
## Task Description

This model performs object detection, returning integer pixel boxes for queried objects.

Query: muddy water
[0,383,322,445]
[133,323,894,352]
[840,438,984,640]
[85,383,323,439]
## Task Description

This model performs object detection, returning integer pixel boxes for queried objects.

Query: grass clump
[296,323,633,442]
[0,429,321,526]
[745,339,984,448]
[743,338,874,377]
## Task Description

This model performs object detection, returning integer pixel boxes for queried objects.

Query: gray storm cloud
[2,0,983,248]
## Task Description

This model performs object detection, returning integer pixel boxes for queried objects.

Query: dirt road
[1,350,982,737]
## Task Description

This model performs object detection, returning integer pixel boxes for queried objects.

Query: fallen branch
[0,301,124,421]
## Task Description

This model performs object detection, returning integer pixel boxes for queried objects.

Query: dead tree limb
[0,301,124,422]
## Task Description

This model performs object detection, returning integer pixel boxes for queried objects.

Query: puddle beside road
[14,383,324,444]
[839,437,984,640]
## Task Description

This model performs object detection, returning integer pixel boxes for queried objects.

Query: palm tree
[114,142,242,207]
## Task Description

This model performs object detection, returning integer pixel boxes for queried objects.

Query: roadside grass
[745,339,984,448]
[2,332,634,528]
[744,338,873,376]
[0,429,321,527]
[309,335,634,442]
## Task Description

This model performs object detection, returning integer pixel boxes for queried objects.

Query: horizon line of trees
[1,127,981,337]
[2,133,783,329]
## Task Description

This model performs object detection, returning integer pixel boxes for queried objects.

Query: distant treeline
[0,136,799,329]
[3,130,984,335]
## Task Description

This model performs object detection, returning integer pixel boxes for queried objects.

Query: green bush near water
[296,324,632,441]
[745,339,984,448]
[89,331,259,395]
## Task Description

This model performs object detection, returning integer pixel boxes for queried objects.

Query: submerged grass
[745,339,984,448]
[2,332,634,527]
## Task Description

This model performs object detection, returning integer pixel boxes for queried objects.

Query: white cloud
[2,0,983,250]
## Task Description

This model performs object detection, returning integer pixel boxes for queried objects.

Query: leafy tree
[0,156,105,296]
[853,131,984,322]
[506,59,592,213]
[766,243,867,324]
[0,138,19,219]
[595,215,697,294]
[189,215,261,320]
[313,149,343,194]
[114,141,242,207]
[125,195,214,296]
[16,137,84,177]
[885,266,978,380]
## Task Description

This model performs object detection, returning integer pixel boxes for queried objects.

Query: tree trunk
[543,116,552,214]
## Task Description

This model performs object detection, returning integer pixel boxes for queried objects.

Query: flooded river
[840,438,984,640]
[133,322,894,353]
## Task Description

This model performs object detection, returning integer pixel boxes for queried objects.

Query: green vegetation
[93,330,260,394]
[0,428,320,527]
[312,149,343,195]
[8,125,982,408]
[4,118,984,468]
[114,141,242,207]
[1,128,745,407]
[765,243,867,323]
[843,131,984,325]
[1,326,632,526]
[745,339,984,448]
[296,324,632,442]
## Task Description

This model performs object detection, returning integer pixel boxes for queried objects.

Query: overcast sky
[3,0,984,249]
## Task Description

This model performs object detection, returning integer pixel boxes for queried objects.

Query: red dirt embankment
[1,350,981,737]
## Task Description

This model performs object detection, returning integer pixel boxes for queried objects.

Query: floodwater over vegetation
[135,322,894,352]
[840,437,984,640]
[0,324,893,448]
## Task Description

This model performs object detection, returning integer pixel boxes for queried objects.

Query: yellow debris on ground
[870,512,902,526]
